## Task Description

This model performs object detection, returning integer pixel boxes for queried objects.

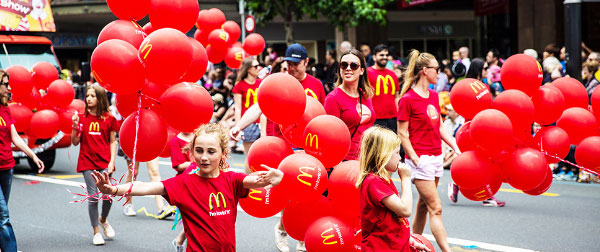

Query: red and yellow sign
[0,0,55,32]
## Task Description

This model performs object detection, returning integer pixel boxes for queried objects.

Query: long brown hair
[401,50,436,96]
[336,49,374,98]
[0,69,8,106]
[235,58,256,84]
[85,84,110,119]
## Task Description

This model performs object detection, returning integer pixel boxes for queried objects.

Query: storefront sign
[46,34,97,48]
[399,0,440,9]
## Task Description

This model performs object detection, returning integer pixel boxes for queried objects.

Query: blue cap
[284,43,308,63]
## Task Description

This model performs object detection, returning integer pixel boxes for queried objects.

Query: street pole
[240,0,245,43]
[564,0,582,80]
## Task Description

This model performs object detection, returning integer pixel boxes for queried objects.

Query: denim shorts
[241,123,261,142]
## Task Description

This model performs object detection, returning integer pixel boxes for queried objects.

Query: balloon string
[540,140,599,176]
[120,91,143,204]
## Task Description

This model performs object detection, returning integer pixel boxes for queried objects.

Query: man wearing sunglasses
[367,44,400,133]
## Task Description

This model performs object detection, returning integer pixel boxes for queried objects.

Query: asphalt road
[8,146,600,252]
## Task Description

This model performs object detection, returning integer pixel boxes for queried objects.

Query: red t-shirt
[360,174,410,252]
[301,74,326,105]
[162,163,249,252]
[324,88,375,161]
[397,89,442,156]
[367,67,399,119]
[170,136,190,175]
[0,106,15,170]
[76,113,119,172]
[232,79,262,119]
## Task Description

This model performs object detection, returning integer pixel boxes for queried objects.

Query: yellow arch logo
[469,81,487,94]
[375,75,396,96]
[140,41,153,61]
[245,88,257,108]
[305,133,319,149]
[297,166,315,187]
[0,118,5,127]
[305,88,318,100]
[89,122,100,132]
[248,189,263,201]
[321,228,338,245]
[208,192,227,210]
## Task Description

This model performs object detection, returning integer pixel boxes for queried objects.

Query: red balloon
[115,92,159,118]
[8,103,32,132]
[328,160,360,225]
[410,234,436,252]
[455,121,475,152]
[278,153,328,202]
[505,147,548,191]
[556,107,598,145]
[282,196,333,241]
[240,186,289,218]
[222,21,241,43]
[247,136,294,172]
[533,126,570,163]
[149,0,198,33]
[196,8,226,32]
[574,136,600,174]
[46,80,75,108]
[523,167,553,196]
[257,73,306,125]
[450,151,497,189]
[460,181,502,201]
[159,82,213,132]
[206,45,227,63]
[230,41,243,48]
[31,62,58,90]
[69,99,86,114]
[208,29,230,50]
[305,216,354,252]
[194,28,210,47]
[449,78,492,120]
[106,0,150,21]
[12,87,41,110]
[6,65,33,96]
[592,87,600,121]
[119,109,168,162]
[551,77,588,109]
[492,90,534,132]
[159,127,179,158]
[138,28,193,84]
[303,115,351,168]
[181,38,208,83]
[224,47,245,69]
[142,22,155,34]
[141,80,168,101]
[91,39,146,94]
[97,20,146,49]
[58,109,74,134]
[243,33,266,56]
[500,54,543,96]
[531,85,566,125]
[29,110,60,139]
[281,96,326,147]
[470,109,513,154]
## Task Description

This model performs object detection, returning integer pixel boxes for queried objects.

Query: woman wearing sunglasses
[324,49,375,164]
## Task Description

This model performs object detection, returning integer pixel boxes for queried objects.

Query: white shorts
[406,154,444,182]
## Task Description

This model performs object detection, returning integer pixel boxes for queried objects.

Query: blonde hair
[183,123,230,170]
[401,50,436,96]
[356,126,402,188]
[336,49,374,98]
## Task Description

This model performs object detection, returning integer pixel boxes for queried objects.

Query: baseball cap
[284,43,308,63]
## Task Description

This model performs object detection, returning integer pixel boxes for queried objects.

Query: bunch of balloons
[449,53,600,199]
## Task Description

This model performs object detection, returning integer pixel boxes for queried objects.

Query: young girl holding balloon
[92,123,284,252]
[357,126,430,252]
[71,84,119,246]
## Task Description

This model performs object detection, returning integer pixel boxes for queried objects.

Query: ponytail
[400,50,436,96]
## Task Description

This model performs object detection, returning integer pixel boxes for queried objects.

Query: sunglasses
[340,62,361,71]
[251,64,260,68]
[377,54,389,57]
[424,66,440,73]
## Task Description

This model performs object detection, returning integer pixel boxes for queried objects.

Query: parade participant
[71,84,118,246]
[232,58,263,174]
[0,70,44,252]
[284,43,326,104]
[324,48,375,162]
[368,44,400,132]
[397,50,461,252]
[92,123,284,252]
[357,126,429,252]
[169,131,194,252]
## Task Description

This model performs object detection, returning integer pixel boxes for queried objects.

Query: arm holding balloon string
[229,103,262,141]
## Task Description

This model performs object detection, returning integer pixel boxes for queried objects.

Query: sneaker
[99,219,115,239]
[92,233,105,245]
[554,170,566,181]
[296,241,306,252]
[172,239,185,252]
[482,197,506,207]
[274,223,290,252]
[565,171,576,181]
[158,205,176,220]
[123,203,136,216]
[447,182,459,203]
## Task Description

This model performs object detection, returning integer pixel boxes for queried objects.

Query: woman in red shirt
[92,123,284,252]
[357,126,429,252]
[397,50,461,252]
[71,85,119,246]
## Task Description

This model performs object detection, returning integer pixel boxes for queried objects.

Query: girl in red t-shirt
[71,85,119,246]
[357,126,430,252]
[397,50,461,252]
[168,131,193,251]
[92,123,284,252]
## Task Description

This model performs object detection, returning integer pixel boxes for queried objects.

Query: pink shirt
[397,89,442,156]
[324,88,375,161]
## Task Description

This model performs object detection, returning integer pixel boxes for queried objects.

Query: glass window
[0,44,59,70]
[426,39,448,61]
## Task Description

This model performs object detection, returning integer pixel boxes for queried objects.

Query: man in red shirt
[368,44,400,133]
[284,43,326,105]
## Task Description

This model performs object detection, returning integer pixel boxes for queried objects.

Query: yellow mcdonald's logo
[297,166,315,187]
[89,122,100,132]
[321,228,338,245]
[209,192,227,210]
[92,70,103,83]
[305,88,318,100]
[140,41,153,61]
[245,88,258,108]
[0,118,5,127]
[130,21,142,30]
[248,189,263,201]
[469,81,487,94]
[375,75,396,96]
[473,189,489,201]
[219,31,228,41]
[536,61,543,73]
[235,52,243,61]
[305,133,319,149]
